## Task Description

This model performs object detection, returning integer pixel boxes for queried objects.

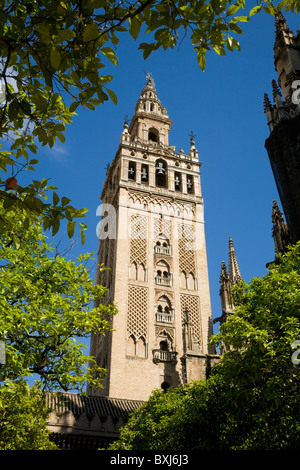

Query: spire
[263,92,272,112]
[215,239,242,327]
[272,79,282,101]
[228,237,242,285]
[272,200,290,254]
[219,260,228,283]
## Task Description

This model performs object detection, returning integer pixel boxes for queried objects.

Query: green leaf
[80,228,86,245]
[197,51,206,71]
[100,47,118,65]
[277,0,291,10]
[52,217,60,236]
[67,221,76,238]
[106,88,118,105]
[227,3,241,16]
[53,192,59,206]
[50,49,61,69]
[228,22,243,34]
[61,196,71,206]
[249,5,262,16]
[35,23,51,44]
[83,23,99,42]
[129,16,142,40]
[57,29,76,43]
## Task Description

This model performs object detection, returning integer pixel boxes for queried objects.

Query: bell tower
[88,75,216,401]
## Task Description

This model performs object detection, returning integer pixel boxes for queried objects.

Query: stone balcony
[155,275,172,287]
[155,312,174,323]
[152,350,177,364]
[154,245,171,256]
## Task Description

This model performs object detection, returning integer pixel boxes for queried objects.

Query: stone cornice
[119,180,204,205]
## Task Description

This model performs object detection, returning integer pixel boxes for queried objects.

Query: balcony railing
[152,350,177,364]
[154,245,171,256]
[155,312,174,323]
[155,275,172,287]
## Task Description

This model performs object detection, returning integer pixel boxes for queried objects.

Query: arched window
[154,233,171,255]
[155,159,167,188]
[175,172,181,191]
[128,162,136,181]
[156,295,173,323]
[160,340,169,351]
[137,263,146,281]
[130,262,137,280]
[127,335,136,356]
[187,175,194,194]
[161,381,170,392]
[137,336,147,357]
[141,164,148,183]
[188,272,195,290]
[155,260,171,285]
[180,271,187,289]
[148,127,159,142]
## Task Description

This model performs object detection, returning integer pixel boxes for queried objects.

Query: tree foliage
[0,380,57,450]
[0,0,299,238]
[110,242,300,450]
[0,203,116,393]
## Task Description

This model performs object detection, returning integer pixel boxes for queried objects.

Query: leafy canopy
[110,242,300,450]
[0,203,116,393]
[0,380,58,450]
[0,0,299,239]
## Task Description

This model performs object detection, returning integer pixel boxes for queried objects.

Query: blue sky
[28,10,299,334]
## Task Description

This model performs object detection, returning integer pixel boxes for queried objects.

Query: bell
[175,176,180,186]
[141,168,148,179]
[129,167,135,175]
[187,179,193,189]
[156,162,166,175]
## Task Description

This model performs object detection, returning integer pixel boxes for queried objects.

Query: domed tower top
[134,73,168,116]
[128,73,172,146]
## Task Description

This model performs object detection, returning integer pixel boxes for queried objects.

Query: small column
[136,162,142,184]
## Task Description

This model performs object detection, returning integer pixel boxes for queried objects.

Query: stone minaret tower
[88,75,216,401]
[264,13,300,245]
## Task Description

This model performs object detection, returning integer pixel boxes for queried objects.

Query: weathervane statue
[145,71,155,88]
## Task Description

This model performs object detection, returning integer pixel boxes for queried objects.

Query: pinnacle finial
[189,131,196,144]
[272,200,290,254]
[264,92,272,112]
[219,260,228,283]
[272,200,284,223]
[272,79,282,99]
[228,237,242,285]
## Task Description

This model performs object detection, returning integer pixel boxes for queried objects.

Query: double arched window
[155,260,171,286]
[154,233,171,255]
[130,262,146,281]
[127,335,147,358]
[156,295,173,323]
